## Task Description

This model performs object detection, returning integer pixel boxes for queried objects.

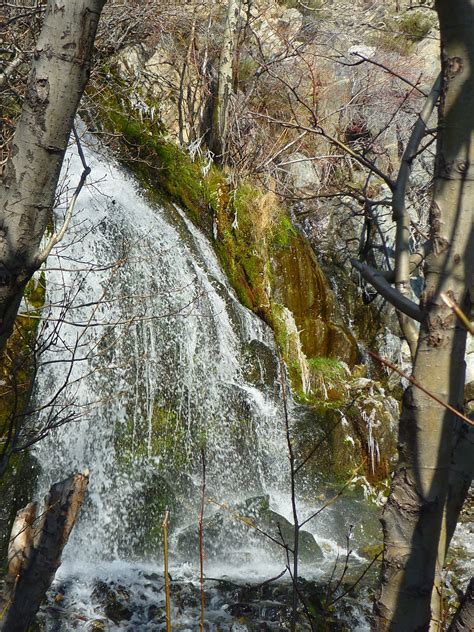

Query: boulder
[91,581,133,624]
[115,44,146,80]
[175,495,323,564]
[285,152,321,194]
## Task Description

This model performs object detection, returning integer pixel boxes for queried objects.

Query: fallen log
[0,471,89,632]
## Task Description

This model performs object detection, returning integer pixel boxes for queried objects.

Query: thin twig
[162,510,171,632]
[299,465,364,529]
[207,498,293,551]
[35,126,91,266]
[255,568,288,588]
[199,449,206,632]
[369,351,474,427]
[328,550,383,607]
[328,526,353,599]
[440,292,474,335]
[277,350,299,632]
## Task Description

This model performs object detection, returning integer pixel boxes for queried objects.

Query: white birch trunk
[209,0,240,160]
[0,0,105,353]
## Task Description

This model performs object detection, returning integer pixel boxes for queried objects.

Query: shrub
[397,11,434,41]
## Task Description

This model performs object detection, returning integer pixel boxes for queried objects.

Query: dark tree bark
[448,578,474,632]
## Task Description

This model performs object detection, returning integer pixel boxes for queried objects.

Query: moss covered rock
[86,78,398,485]
[88,77,357,376]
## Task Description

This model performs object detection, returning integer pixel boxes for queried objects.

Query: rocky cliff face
[0,0,448,520]
[82,0,419,484]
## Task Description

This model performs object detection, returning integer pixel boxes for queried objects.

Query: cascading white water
[33,137,292,562]
[29,137,374,630]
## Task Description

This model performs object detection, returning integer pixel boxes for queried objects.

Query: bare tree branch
[351,259,423,321]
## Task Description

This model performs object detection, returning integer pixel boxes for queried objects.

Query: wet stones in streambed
[38,568,372,630]
[175,495,323,564]
[91,581,134,623]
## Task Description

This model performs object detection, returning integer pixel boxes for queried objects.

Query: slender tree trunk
[374,1,474,629]
[0,0,105,354]
[208,0,240,161]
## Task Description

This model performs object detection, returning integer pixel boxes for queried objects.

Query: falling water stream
[32,138,374,630]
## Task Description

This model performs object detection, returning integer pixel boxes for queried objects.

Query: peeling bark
[0,0,106,354]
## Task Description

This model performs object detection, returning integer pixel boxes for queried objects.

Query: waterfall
[29,137,374,631]
[33,138,290,562]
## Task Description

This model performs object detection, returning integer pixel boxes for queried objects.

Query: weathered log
[0,471,89,632]
[3,502,38,603]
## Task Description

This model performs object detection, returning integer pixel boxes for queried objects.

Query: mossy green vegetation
[115,402,205,474]
[397,10,434,40]
[113,402,203,552]
[307,356,344,375]
[91,73,357,364]
[0,272,46,438]
[89,74,399,486]
[276,0,325,16]
[307,357,348,403]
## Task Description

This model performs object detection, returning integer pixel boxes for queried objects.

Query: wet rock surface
[38,566,372,631]
[176,495,323,565]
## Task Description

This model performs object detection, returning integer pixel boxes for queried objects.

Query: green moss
[115,403,203,474]
[307,357,344,376]
[237,57,259,85]
[272,214,297,248]
[89,75,364,483]
[90,74,357,358]
[397,10,434,40]
[0,274,45,434]
[294,404,357,483]
[276,0,325,15]
[23,271,46,309]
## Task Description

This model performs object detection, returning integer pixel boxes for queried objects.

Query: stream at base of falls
[29,137,471,631]
[38,559,373,631]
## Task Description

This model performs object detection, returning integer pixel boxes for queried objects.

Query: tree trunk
[430,424,474,629]
[374,1,474,629]
[448,578,474,632]
[208,0,240,161]
[0,472,89,632]
[0,0,105,354]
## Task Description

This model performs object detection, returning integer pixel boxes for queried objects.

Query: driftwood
[0,471,89,632]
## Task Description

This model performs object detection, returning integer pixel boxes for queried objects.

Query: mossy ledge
[80,75,403,485]
[87,76,358,396]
